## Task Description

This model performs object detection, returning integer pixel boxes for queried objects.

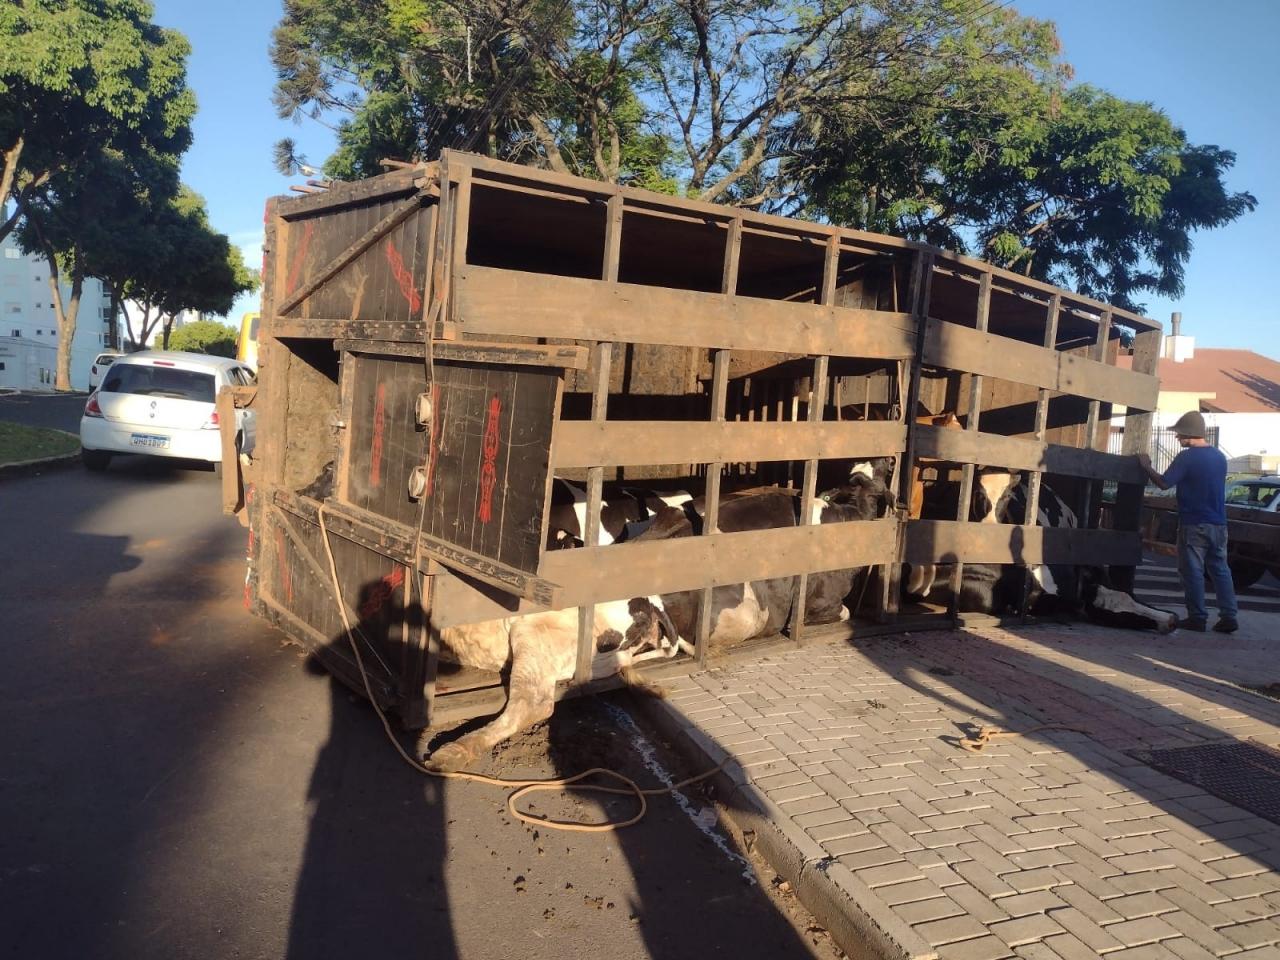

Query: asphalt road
[0,391,87,433]
[0,453,838,960]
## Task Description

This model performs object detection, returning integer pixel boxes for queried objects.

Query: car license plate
[130,433,170,449]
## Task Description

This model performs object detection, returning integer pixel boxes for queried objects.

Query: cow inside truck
[220,150,1165,765]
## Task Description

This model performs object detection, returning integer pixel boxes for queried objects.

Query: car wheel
[82,449,111,472]
[1228,559,1266,591]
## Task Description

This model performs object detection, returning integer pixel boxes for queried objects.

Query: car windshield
[101,364,215,403]
[1226,482,1280,508]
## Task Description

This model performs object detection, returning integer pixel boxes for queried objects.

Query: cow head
[973,469,1022,524]
[817,474,887,524]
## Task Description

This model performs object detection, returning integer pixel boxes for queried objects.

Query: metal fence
[1107,424,1221,474]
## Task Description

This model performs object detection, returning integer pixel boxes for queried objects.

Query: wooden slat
[277,169,425,219]
[336,338,589,369]
[547,519,900,605]
[454,265,917,359]
[552,419,906,469]
[948,271,992,611]
[217,386,241,515]
[277,193,426,317]
[913,424,1146,484]
[269,318,452,342]
[575,340,613,684]
[1018,295,1061,617]
[904,521,1143,567]
[791,353,830,642]
[696,349,731,665]
[429,518,900,627]
[920,318,1159,409]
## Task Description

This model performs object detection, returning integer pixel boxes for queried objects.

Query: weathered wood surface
[921,319,1159,409]
[336,337,589,370]
[454,265,918,359]
[904,520,1143,567]
[552,419,906,470]
[914,424,1146,484]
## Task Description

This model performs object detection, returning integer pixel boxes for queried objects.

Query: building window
[3,248,19,259]
[35,329,42,335]
[9,328,18,337]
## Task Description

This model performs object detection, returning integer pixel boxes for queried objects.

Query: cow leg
[427,614,573,772]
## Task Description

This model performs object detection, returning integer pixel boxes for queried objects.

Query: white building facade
[0,236,115,391]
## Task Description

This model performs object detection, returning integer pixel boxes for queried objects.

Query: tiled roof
[1118,348,1280,413]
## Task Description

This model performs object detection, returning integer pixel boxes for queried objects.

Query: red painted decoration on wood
[359,567,406,619]
[370,382,387,488]
[285,221,314,296]
[384,240,423,313]
[477,392,502,523]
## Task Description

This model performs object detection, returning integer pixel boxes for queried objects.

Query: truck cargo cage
[229,150,1162,728]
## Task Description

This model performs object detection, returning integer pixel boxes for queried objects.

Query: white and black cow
[642,474,888,639]
[904,467,1022,599]
[547,479,693,548]
[421,474,886,771]
[944,479,1175,632]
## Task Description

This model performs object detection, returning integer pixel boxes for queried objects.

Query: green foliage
[167,318,238,358]
[0,0,195,239]
[0,422,79,465]
[802,16,1257,310]
[272,0,1256,311]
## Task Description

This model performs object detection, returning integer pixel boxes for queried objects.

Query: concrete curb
[634,692,937,960]
[0,450,82,479]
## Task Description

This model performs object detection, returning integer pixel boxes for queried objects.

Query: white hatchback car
[87,350,123,390]
[80,351,257,473]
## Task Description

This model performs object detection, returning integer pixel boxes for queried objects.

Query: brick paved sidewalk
[642,610,1280,960]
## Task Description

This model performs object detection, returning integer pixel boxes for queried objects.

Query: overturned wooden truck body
[222,150,1162,728]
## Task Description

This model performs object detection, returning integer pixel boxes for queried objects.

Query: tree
[1,0,196,389]
[272,0,1059,203]
[806,77,1257,310]
[167,318,238,358]
[111,186,260,350]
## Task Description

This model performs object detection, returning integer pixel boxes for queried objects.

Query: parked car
[87,350,123,390]
[1225,476,1280,512]
[79,351,257,473]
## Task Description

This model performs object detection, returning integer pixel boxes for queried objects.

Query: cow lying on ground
[421,473,886,771]
[911,475,1175,632]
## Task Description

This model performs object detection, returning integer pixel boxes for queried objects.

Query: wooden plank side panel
[546,518,899,606]
[914,424,1147,484]
[454,265,917,359]
[414,360,559,574]
[552,419,906,469]
[921,320,1159,408]
[427,518,900,626]
[904,520,1143,567]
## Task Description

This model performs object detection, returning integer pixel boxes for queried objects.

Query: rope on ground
[958,723,1090,754]
[317,504,728,833]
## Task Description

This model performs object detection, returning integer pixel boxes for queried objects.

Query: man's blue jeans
[1177,522,1239,623]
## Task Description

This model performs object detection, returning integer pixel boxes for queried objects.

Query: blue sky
[155,0,1276,356]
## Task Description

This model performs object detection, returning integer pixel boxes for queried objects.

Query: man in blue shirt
[1137,411,1238,633]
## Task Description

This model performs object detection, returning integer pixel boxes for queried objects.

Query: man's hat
[1171,410,1206,439]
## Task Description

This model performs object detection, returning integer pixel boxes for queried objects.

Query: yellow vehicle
[236,312,260,370]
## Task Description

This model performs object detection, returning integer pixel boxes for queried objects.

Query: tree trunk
[0,134,23,242]
[121,301,139,350]
[137,303,160,348]
[52,245,84,392]
[161,314,175,350]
